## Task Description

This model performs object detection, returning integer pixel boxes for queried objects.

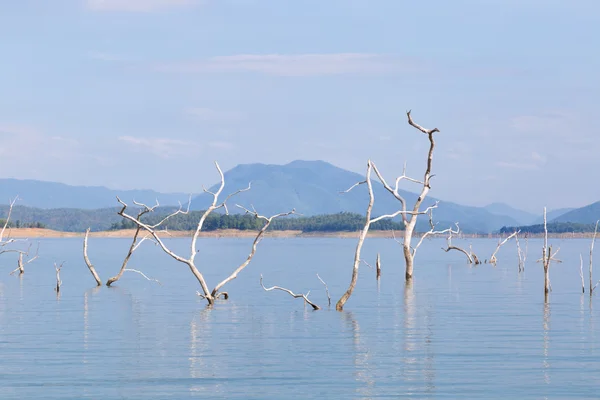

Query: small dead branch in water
[54,262,64,293]
[516,233,528,272]
[441,224,473,264]
[260,275,320,310]
[580,254,585,293]
[9,242,39,275]
[490,230,519,265]
[83,228,102,286]
[122,269,162,285]
[316,273,331,307]
[589,220,600,296]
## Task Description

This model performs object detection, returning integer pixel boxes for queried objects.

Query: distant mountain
[483,203,537,226]
[531,207,575,224]
[190,160,519,233]
[0,178,190,209]
[551,202,600,224]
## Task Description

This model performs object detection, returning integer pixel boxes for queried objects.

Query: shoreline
[2,228,597,239]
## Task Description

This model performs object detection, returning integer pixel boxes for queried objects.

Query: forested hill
[0,204,403,233]
[499,222,598,234]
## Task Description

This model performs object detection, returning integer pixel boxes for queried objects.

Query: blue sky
[0,0,598,212]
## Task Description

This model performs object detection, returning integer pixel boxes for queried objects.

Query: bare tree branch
[515,233,527,272]
[441,224,473,264]
[116,161,280,305]
[83,228,102,286]
[54,262,64,293]
[369,110,441,281]
[210,206,295,297]
[0,197,17,245]
[260,275,320,310]
[107,198,169,286]
[9,242,39,276]
[122,269,162,285]
[542,208,551,295]
[316,274,331,307]
[590,220,599,296]
[490,230,519,265]
[337,160,375,311]
[580,254,585,293]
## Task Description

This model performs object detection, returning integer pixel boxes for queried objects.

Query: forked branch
[9,242,39,275]
[490,230,519,265]
[441,224,473,264]
[210,206,295,298]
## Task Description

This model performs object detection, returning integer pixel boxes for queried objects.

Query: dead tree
[117,161,293,306]
[9,242,39,275]
[335,160,437,311]
[589,221,600,295]
[376,253,381,280]
[83,228,102,286]
[209,205,295,299]
[580,254,585,293]
[539,208,560,296]
[54,262,64,293]
[317,274,331,306]
[515,233,528,272]
[371,110,440,281]
[469,245,481,265]
[260,275,320,310]
[106,199,180,286]
[490,230,519,265]
[441,224,473,263]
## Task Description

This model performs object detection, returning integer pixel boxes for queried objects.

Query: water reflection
[189,307,223,396]
[402,280,436,396]
[343,312,374,399]
[542,301,551,385]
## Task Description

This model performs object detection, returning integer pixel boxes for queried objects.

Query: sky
[0,0,599,213]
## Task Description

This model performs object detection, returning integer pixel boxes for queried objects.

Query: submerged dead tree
[9,242,39,275]
[336,160,439,311]
[83,228,102,286]
[589,221,600,296]
[117,161,293,306]
[490,230,519,265]
[441,224,473,264]
[371,110,441,281]
[106,199,180,286]
[539,208,561,297]
[260,275,320,310]
[54,262,64,293]
[515,233,528,272]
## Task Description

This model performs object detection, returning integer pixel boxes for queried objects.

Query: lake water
[0,236,599,399]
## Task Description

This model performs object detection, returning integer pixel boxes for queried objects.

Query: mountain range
[0,160,595,233]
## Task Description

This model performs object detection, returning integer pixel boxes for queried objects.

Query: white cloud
[118,136,198,158]
[87,0,198,12]
[156,53,417,77]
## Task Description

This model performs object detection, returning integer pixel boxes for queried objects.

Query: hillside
[190,160,519,233]
[0,178,189,209]
[531,207,574,224]
[483,203,537,226]
[551,202,600,224]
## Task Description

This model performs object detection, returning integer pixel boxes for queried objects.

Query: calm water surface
[0,236,599,399]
